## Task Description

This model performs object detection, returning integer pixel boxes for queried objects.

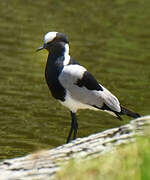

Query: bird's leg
[66,120,73,143]
[66,111,78,143]
[72,112,78,140]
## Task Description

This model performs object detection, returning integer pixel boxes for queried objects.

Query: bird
[37,31,140,143]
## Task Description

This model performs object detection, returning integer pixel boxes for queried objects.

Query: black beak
[36,45,44,52]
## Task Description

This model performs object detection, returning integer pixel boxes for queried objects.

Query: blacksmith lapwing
[37,31,140,143]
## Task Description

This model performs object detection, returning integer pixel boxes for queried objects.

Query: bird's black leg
[72,112,78,140]
[66,111,78,143]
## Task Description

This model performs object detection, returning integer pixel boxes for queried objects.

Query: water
[0,0,149,159]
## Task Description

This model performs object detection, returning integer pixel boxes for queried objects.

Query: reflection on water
[0,0,149,159]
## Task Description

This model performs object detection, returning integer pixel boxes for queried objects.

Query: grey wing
[59,64,121,112]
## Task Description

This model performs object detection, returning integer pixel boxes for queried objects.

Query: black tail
[94,103,140,121]
[120,106,140,118]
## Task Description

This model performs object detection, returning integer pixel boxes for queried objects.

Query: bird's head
[37,32,69,52]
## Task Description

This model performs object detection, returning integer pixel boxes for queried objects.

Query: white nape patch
[59,91,97,113]
[44,32,57,44]
[63,44,70,66]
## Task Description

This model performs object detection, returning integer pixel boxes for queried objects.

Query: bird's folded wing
[59,64,121,112]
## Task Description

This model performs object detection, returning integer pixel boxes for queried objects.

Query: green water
[0,0,149,160]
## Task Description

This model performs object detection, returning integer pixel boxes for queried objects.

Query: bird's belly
[59,91,97,113]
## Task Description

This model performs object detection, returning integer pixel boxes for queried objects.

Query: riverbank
[0,115,149,179]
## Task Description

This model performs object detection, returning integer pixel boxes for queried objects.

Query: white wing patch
[59,64,121,113]
[59,64,87,83]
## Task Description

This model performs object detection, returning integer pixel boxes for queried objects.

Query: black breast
[45,56,66,101]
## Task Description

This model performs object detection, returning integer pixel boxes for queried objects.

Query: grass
[55,136,150,180]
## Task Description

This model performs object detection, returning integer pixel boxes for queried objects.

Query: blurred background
[0,0,149,160]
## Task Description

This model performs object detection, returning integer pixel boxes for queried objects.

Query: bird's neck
[48,43,70,66]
